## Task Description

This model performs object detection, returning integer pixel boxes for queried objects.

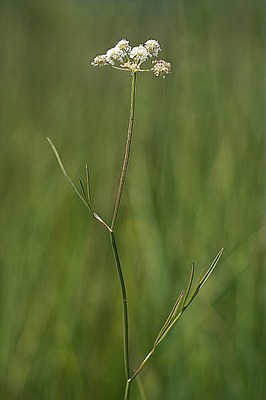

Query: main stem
[110,232,130,381]
[109,73,137,400]
[111,72,137,231]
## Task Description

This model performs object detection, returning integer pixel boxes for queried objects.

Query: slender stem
[111,73,137,231]
[109,232,130,380]
[109,73,138,399]
[124,380,132,400]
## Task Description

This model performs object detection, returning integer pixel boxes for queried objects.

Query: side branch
[128,249,224,383]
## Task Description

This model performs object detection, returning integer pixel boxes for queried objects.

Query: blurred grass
[0,0,264,399]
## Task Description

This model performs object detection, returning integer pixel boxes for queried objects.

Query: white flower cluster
[151,60,172,79]
[144,39,161,57]
[129,45,149,64]
[91,39,171,78]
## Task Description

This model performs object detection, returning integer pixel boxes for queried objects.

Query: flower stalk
[111,72,137,231]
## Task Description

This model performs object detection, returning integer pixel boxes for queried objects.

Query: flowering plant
[48,38,223,400]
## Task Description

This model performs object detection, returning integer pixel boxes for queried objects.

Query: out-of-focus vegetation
[0,0,264,399]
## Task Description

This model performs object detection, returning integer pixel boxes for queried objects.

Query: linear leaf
[157,309,184,346]
[182,262,195,307]
[184,269,204,308]
[198,248,224,290]
[47,137,92,212]
[185,249,224,308]
[79,178,88,202]
[85,163,93,207]
[154,291,184,347]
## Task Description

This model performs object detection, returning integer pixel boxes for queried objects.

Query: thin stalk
[124,380,131,400]
[110,232,130,380]
[111,72,137,231]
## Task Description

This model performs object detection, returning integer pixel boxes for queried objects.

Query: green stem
[124,380,132,400]
[109,73,138,399]
[111,72,137,231]
[110,232,130,381]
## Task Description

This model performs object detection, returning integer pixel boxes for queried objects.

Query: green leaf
[198,248,224,290]
[154,291,184,348]
[47,137,92,212]
[185,248,224,308]
[182,262,195,307]
[79,178,88,201]
[85,163,93,207]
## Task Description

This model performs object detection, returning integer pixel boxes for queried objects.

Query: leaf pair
[47,138,111,232]
[153,248,224,349]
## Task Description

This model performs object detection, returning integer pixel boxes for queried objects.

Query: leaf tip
[217,247,224,260]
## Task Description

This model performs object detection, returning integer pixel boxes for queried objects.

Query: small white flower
[106,46,124,65]
[116,39,131,56]
[151,59,172,78]
[144,39,161,58]
[91,54,110,67]
[129,45,149,64]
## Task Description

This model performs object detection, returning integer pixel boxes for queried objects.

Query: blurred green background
[0,0,264,399]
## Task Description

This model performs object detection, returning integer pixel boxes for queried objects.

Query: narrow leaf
[47,137,92,212]
[157,309,184,346]
[160,291,184,333]
[198,248,224,290]
[86,163,93,207]
[185,248,224,308]
[184,269,204,308]
[79,178,88,202]
[182,262,195,307]
[154,291,184,347]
